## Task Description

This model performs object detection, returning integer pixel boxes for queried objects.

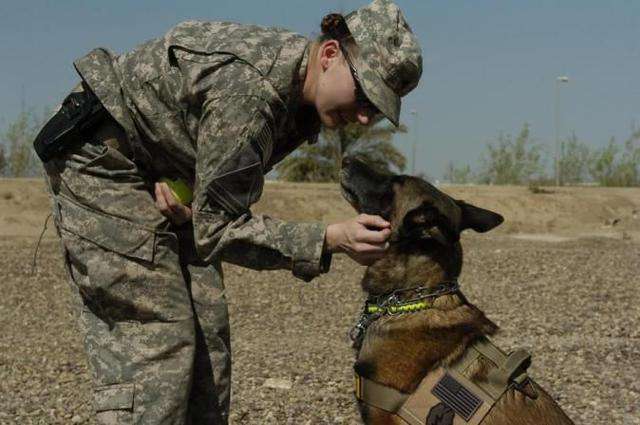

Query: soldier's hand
[154,182,193,225]
[325,214,391,266]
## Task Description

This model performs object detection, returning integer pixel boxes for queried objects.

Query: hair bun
[321,13,351,40]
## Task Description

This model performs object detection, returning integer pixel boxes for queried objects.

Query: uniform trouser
[43,119,231,424]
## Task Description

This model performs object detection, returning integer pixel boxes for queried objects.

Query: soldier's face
[315,41,376,128]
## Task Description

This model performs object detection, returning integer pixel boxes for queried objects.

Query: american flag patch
[432,373,483,421]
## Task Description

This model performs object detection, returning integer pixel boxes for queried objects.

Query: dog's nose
[342,156,354,169]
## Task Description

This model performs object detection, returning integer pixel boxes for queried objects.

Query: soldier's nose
[357,105,381,126]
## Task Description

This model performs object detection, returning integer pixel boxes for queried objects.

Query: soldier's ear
[457,200,504,233]
[319,40,342,71]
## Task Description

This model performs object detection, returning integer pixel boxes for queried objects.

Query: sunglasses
[340,45,382,120]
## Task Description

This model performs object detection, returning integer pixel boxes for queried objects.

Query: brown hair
[316,13,359,58]
[320,13,352,41]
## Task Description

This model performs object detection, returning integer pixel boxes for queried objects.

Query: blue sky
[1,0,638,178]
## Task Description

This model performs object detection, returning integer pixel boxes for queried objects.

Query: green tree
[0,144,6,175]
[614,127,640,186]
[276,122,407,182]
[558,133,590,184]
[477,123,544,185]
[443,161,473,184]
[273,142,337,182]
[588,128,640,187]
[588,137,619,186]
[1,109,48,177]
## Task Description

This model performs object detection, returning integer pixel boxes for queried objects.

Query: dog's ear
[399,202,459,243]
[457,200,504,233]
[400,204,429,237]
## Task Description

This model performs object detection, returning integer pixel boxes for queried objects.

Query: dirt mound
[442,184,640,239]
[2,179,639,241]
[0,178,55,239]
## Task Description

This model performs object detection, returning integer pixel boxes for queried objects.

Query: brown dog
[340,157,574,425]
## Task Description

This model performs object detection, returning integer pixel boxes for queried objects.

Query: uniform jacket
[73,21,331,281]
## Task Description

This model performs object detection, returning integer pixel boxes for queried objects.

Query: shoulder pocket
[55,196,157,263]
[169,46,237,66]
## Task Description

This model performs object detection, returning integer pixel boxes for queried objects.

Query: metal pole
[554,80,560,187]
[411,109,417,175]
[554,76,569,186]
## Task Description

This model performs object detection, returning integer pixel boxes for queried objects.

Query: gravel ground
[1,232,638,424]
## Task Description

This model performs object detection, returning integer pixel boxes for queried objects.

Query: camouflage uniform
[45,22,329,425]
[41,0,422,423]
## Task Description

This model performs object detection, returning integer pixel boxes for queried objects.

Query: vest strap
[355,374,410,415]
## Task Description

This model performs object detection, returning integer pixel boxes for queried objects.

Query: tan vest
[355,336,533,425]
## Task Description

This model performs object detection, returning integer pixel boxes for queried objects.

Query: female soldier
[39,0,422,423]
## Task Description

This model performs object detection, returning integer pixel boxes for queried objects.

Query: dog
[340,157,574,425]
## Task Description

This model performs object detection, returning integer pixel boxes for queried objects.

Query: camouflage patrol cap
[344,0,423,126]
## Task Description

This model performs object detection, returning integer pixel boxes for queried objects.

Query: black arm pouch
[33,84,109,162]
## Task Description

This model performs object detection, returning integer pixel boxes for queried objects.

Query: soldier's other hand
[154,182,193,225]
[325,214,391,266]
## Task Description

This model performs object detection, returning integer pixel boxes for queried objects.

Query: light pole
[410,109,418,175]
[555,76,569,186]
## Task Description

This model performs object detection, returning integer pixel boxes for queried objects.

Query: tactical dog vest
[354,336,534,425]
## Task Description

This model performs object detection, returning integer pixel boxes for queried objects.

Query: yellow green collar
[365,299,433,315]
[366,281,460,316]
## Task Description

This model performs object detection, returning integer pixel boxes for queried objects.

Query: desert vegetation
[0,109,48,178]
[444,123,640,187]
[3,110,639,188]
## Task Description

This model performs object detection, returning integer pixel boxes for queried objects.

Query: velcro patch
[432,373,482,421]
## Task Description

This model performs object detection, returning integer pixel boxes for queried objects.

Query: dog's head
[341,157,504,294]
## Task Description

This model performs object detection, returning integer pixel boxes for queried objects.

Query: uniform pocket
[54,194,193,323]
[74,122,138,177]
[94,383,135,425]
[56,194,156,263]
[62,142,109,172]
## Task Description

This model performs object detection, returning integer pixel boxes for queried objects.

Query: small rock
[71,415,83,423]
[263,378,293,390]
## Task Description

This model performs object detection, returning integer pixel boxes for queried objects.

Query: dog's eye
[419,206,439,223]
[381,191,393,204]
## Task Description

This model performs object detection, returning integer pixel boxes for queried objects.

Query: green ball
[160,178,193,205]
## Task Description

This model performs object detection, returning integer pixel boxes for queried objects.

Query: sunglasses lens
[342,46,383,122]
[355,84,382,121]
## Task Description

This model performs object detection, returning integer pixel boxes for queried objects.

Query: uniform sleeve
[192,91,331,282]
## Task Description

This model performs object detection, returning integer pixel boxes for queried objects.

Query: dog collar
[366,281,460,314]
[350,281,460,349]
[365,299,432,315]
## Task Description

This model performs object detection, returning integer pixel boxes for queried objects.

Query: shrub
[477,123,545,185]
[443,161,473,184]
[1,109,49,177]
